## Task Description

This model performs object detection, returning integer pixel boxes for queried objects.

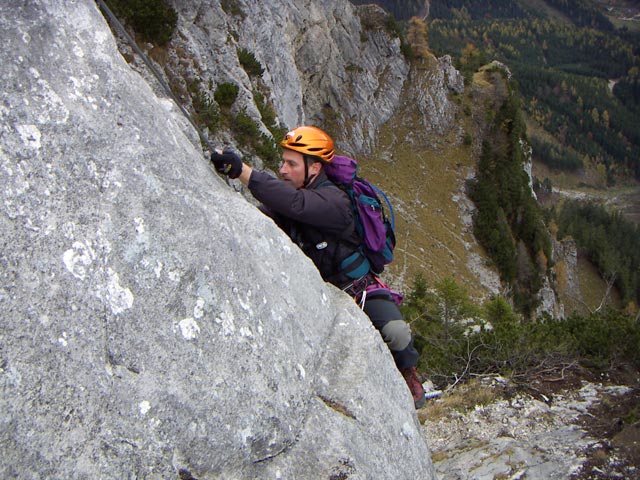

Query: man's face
[280,149,320,189]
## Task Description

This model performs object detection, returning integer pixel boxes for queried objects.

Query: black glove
[211,149,243,179]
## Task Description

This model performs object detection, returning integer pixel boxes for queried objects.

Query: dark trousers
[363,293,419,370]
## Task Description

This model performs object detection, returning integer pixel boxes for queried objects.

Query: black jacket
[248,169,361,287]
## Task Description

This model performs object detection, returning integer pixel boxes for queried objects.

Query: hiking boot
[400,366,426,409]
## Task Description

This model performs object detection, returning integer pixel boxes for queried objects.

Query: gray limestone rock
[168,0,410,155]
[0,2,434,478]
[423,382,632,479]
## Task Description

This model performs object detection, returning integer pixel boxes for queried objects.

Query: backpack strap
[371,184,395,229]
[340,250,371,280]
[311,177,374,284]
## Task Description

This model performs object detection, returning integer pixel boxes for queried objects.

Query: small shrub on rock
[105,0,177,46]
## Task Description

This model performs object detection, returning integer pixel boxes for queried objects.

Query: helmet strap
[302,155,317,188]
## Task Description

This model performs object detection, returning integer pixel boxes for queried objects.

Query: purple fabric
[353,181,386,251]
[325,155,387,252]
[325,155,357,184]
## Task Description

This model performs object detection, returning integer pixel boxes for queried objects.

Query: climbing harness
[95,0,230,183]
[342,273,402,310]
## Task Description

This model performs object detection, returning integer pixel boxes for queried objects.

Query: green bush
[403,275,640,388]
[564,310,640,369]
[214,82,240,107]
[232,110,259,138]
[192,90,219,132]
[105,0,177,46]
[231,110,280,170]
[253,89,286,167]
[238,48,264,77]
[254,135,281,170]
[254,91,275,129]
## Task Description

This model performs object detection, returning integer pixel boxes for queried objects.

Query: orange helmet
[280,126,335,163]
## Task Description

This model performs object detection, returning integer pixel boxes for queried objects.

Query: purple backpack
[324,155,396,277]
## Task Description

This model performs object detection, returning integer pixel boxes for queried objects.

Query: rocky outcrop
[0,2,434,478]
[537,275,565,319]
[551,236,584,315]
[406,55,464,142]
[555,237,580,299]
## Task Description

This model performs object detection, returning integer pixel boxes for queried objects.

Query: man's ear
[309,161,322,176]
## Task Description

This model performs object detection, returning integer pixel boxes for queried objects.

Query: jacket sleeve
[248,170,352,233]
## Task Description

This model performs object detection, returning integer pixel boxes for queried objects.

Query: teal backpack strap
[340,250,371,280]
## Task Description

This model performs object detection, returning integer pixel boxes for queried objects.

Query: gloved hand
[211,149,243,179]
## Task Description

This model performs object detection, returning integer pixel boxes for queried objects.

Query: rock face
[0,2,434,478]
[168,0,410,155]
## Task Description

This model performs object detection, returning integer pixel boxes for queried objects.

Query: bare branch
[445,337,484,392]
[408,310,439,325]
[594,272,617,313]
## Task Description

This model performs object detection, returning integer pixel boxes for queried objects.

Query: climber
[211,126,425,409]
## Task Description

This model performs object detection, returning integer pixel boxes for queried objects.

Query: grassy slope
[355,59,499,302]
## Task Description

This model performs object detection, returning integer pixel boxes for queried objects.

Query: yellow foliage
[461,43,479,66]
[407,16,429,59]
